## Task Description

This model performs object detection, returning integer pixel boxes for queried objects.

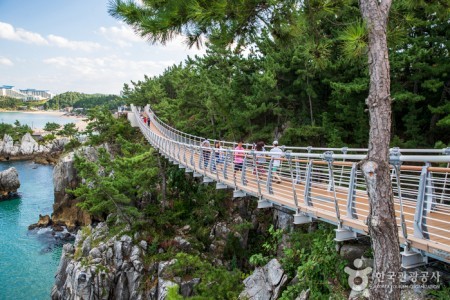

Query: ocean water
[0,161,62,300]
[0,111,77,130]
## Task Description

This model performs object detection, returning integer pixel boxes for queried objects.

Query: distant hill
[44,92,124,111]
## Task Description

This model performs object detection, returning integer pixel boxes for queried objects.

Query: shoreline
[0,110,88,131]
[0,109,66,116]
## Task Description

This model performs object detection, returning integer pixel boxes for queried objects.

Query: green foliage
[72,139,158,224]
[43,122,61,133]
[249,225,283,267]
[84,106,136,145]
[0,96,26,109]
[64,138,82,152]
[167,285,183,300]
[280,229,348,300]
[110,0,450,148]
[166,253,242,299]
[0,121,32,141]
[427,283,450,299]
[44,91,124,110]
[42,134,56,143]
[59,122,78,137]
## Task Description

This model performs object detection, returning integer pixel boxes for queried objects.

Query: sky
[0,0,205,95]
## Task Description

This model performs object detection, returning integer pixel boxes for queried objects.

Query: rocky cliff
[0,167,20,199]
[51,223,199,300]
[52,147,100,230]
[0,133,69,164]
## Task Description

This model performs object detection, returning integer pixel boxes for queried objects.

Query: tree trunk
[358,1,400,299]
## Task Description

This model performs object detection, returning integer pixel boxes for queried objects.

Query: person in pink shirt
[234,140,245,176]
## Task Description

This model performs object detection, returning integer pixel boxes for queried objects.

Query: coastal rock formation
[0,167,20,198]
[0,133,70,163]
[52,149,94,231]
[28,214,53,230]
[52,223,194,300]
[52,145,112,230]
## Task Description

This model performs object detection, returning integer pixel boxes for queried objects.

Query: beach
[0,110,88,131]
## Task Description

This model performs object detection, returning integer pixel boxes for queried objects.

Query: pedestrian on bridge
[254,141,267,177]
[201,139,211,169]
[234,140,245,177]
[212,141,223,172]
[270,140,283,184]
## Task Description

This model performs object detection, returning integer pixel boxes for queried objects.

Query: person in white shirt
[270,140,283,183]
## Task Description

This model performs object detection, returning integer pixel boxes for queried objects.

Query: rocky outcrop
[52,223,146,300]
[239,258,289,300]
[0,133,69,164]
[52,223,199,300]
[28,214,52,229]
[52,148,98,231]
[0,167,20,198]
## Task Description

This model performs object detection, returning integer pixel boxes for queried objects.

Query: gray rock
[81,236,91,257]
[239,259,288,300]
[139,240,147,250]
[158,259,177,277]
[114,240,123,269]
[19,133,39,155]
[158,279,177,300]
[89,247,102,259]
[174,236,191,251]
[0,167,20,196]
[339,244,370,265]
[180,278,201,297]
[52,223,148,300]
[295,289,310,300]
[267,259,284,286]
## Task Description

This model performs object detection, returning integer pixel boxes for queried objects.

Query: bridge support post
[257,198,273,208]
[233,189,246,198]
[334,228,357,242]
[203,176,214,184]
[216,182,228,189]
[293,212,312,224]
[401,249,427,269]
[185,168,193,173]
[193,172,202,178]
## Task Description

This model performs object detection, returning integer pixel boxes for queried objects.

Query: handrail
[131,104,450,264]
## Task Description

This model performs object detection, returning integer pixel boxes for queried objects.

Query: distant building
[0,85,54,101]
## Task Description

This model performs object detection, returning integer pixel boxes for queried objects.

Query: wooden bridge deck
[135,109,450,264]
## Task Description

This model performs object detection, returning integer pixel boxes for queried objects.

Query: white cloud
[47,34,102,51]
[0,57,14,66]
[42,55,176,93]
[44,55,174,77]
[98,24,144,47]
[0,21,48,45]
[0,22,101,51]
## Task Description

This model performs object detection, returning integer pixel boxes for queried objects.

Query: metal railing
[132,104,450,264]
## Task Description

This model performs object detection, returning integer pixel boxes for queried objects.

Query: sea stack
[0,167,20,199]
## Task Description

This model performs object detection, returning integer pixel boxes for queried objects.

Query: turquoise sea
[0,161,63,300]
[0,112,77,299]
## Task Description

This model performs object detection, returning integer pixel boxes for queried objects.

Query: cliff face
[52,147,99,230]
[51,223,179,300]
[0,133,69,164]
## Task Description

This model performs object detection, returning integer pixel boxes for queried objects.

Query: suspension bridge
[128,104,450,268]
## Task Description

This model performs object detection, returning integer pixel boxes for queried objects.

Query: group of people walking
[200,139,284,184]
